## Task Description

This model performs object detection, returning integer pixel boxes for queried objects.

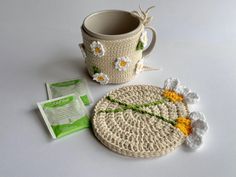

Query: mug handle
[142,26,157,58]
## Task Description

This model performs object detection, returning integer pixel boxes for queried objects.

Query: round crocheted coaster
[92,85,189,158]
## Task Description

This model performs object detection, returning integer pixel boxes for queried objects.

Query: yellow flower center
[163,90,184,102]
[175,117,192,136]
[176,117,191,125]
[119,60,127,67]
[95,47,101,53]
[97,76,104,81]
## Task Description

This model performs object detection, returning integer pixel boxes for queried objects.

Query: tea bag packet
[37,94,90,139]
[46,79,93,106]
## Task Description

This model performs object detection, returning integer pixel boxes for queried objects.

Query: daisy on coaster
[115,56,131,71]
[185,112,208,150]
[93,73,109,85]
[163,78,200,104]
[90,41,105,57]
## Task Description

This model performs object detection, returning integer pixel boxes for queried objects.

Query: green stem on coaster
[99,96,176,126]
[106,96,165,108]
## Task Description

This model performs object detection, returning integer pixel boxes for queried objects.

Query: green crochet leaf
[93,66,101,74]
[136,41,144,50]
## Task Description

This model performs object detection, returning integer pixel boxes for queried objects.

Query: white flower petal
[90,41,105,57]
[135,59,144,74]
[92,73,99,79]
[97,51,104,58]
[192,119,208,136]
[189,112,205,121]
[164,78,180,90]
[140,31,148,47]
[185,133,203,150]
[175,85,190,96]
[90,41,97,48]
[93,73,109,85]
[115,56,130,71]
[185,92,200,104]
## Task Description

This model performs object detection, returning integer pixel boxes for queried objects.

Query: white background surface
[0,0,236,177]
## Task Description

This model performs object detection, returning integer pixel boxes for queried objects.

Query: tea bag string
[131,6,155,26]
[142,65,161,72]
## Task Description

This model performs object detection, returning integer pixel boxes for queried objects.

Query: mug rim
[82,10,143,40]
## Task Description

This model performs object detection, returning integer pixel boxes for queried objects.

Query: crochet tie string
[131,6,155,26]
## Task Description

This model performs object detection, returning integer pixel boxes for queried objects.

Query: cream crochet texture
[92,85,189,158]
[82,27,143,84]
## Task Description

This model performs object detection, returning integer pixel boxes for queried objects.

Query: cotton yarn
[92,85,189,157]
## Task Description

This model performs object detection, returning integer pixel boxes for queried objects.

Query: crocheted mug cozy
[92,78,208,158]
[79,7,157,84]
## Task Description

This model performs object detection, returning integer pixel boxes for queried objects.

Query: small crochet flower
[163,78,200,104]
[93,73,109,85]
[90,41,105,57]
[135,59,144,74]
[140,31,148,47]
[115,56,130,71]
[185,112,208,150]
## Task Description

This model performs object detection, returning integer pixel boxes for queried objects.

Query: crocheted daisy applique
[90,41,105,57]
[115,56,131,71]
[163,78,208,150]
[163,78,200,104]
[93,72,109,85]
[185,112,208,150]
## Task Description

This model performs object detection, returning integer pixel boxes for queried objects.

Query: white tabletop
[1,0,236,177]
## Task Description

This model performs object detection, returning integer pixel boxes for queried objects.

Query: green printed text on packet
[37,94,90,139]
[46,79,93,106]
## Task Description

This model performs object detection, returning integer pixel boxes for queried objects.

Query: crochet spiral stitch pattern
[92,85,190,158]
[92,78,208,157]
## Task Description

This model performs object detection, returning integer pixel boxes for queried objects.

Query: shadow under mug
[80,10,157,84]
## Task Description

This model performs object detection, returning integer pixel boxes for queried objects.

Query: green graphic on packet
[46,79,93,106]
[37,94,90,139]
